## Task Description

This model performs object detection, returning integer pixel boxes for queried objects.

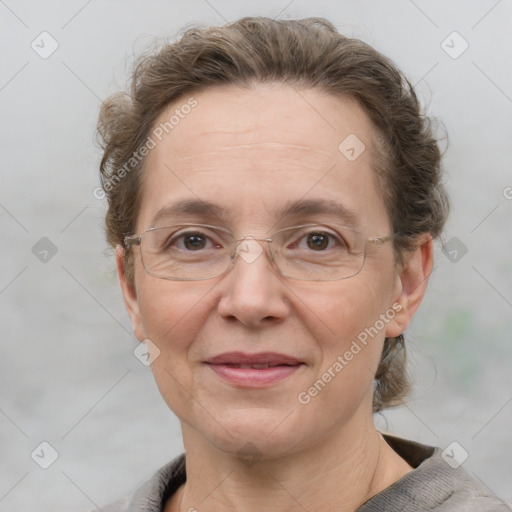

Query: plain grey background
[1,0,511,510]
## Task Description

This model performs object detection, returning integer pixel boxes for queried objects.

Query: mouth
[214,362,298,369]
[204,352,305,387]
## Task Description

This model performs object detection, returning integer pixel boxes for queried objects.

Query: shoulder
[98,453,186,512]
[358,434,510,511]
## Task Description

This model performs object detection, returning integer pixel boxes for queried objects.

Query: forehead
[137,83,388,233]
[153,83,372,160]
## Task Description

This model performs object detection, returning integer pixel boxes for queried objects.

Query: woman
[96,16,507,512]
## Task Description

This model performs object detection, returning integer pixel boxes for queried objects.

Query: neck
[167,419,412,512]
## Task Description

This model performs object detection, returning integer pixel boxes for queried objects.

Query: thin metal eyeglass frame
[123,223,394,282]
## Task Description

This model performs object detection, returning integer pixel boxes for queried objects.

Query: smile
[203,352,305,388]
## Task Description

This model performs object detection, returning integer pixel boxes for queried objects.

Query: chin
[187,405,309,460]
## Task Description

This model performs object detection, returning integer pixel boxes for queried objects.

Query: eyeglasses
[124,223,394,281]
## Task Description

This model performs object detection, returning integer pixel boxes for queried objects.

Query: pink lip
[204,352,304,388]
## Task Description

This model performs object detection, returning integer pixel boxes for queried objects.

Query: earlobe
[116,245,146,341]
[385,235,434,338]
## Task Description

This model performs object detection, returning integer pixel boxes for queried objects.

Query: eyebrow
[149,198,360,229]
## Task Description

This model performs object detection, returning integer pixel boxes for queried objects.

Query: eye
[305,232,331,251]
[181,233,209,251]
[165,229,222,252]
[291,228,347,252]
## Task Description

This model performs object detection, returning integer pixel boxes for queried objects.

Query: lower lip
[206,363,303,387]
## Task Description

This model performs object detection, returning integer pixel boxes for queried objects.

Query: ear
[385,234,434,338]
[116,244,147,341]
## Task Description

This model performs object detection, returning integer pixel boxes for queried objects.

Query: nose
[216,237,290,327]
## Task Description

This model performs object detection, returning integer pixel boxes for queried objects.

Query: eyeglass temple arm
[368,234,394,245]
[124,235,141,248]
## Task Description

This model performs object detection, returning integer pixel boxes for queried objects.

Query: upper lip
[204,352,303,366]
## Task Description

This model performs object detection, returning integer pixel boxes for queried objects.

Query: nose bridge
[232,235,274,269]
[217,235,288,326]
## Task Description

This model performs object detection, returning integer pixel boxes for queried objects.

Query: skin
[116,83,434,512]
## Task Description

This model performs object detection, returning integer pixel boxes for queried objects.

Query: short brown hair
[97,16,449,412]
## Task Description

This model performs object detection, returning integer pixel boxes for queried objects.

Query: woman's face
[118,84,416,458]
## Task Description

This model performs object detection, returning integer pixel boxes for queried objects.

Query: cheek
[138,276,203,332]
[296,276,394,394]
[136,279,210,370]
[136,280,212,418]
[295,280,392,413]
[297,276,393,347]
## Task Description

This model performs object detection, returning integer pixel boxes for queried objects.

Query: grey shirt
[101,435,510,511]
